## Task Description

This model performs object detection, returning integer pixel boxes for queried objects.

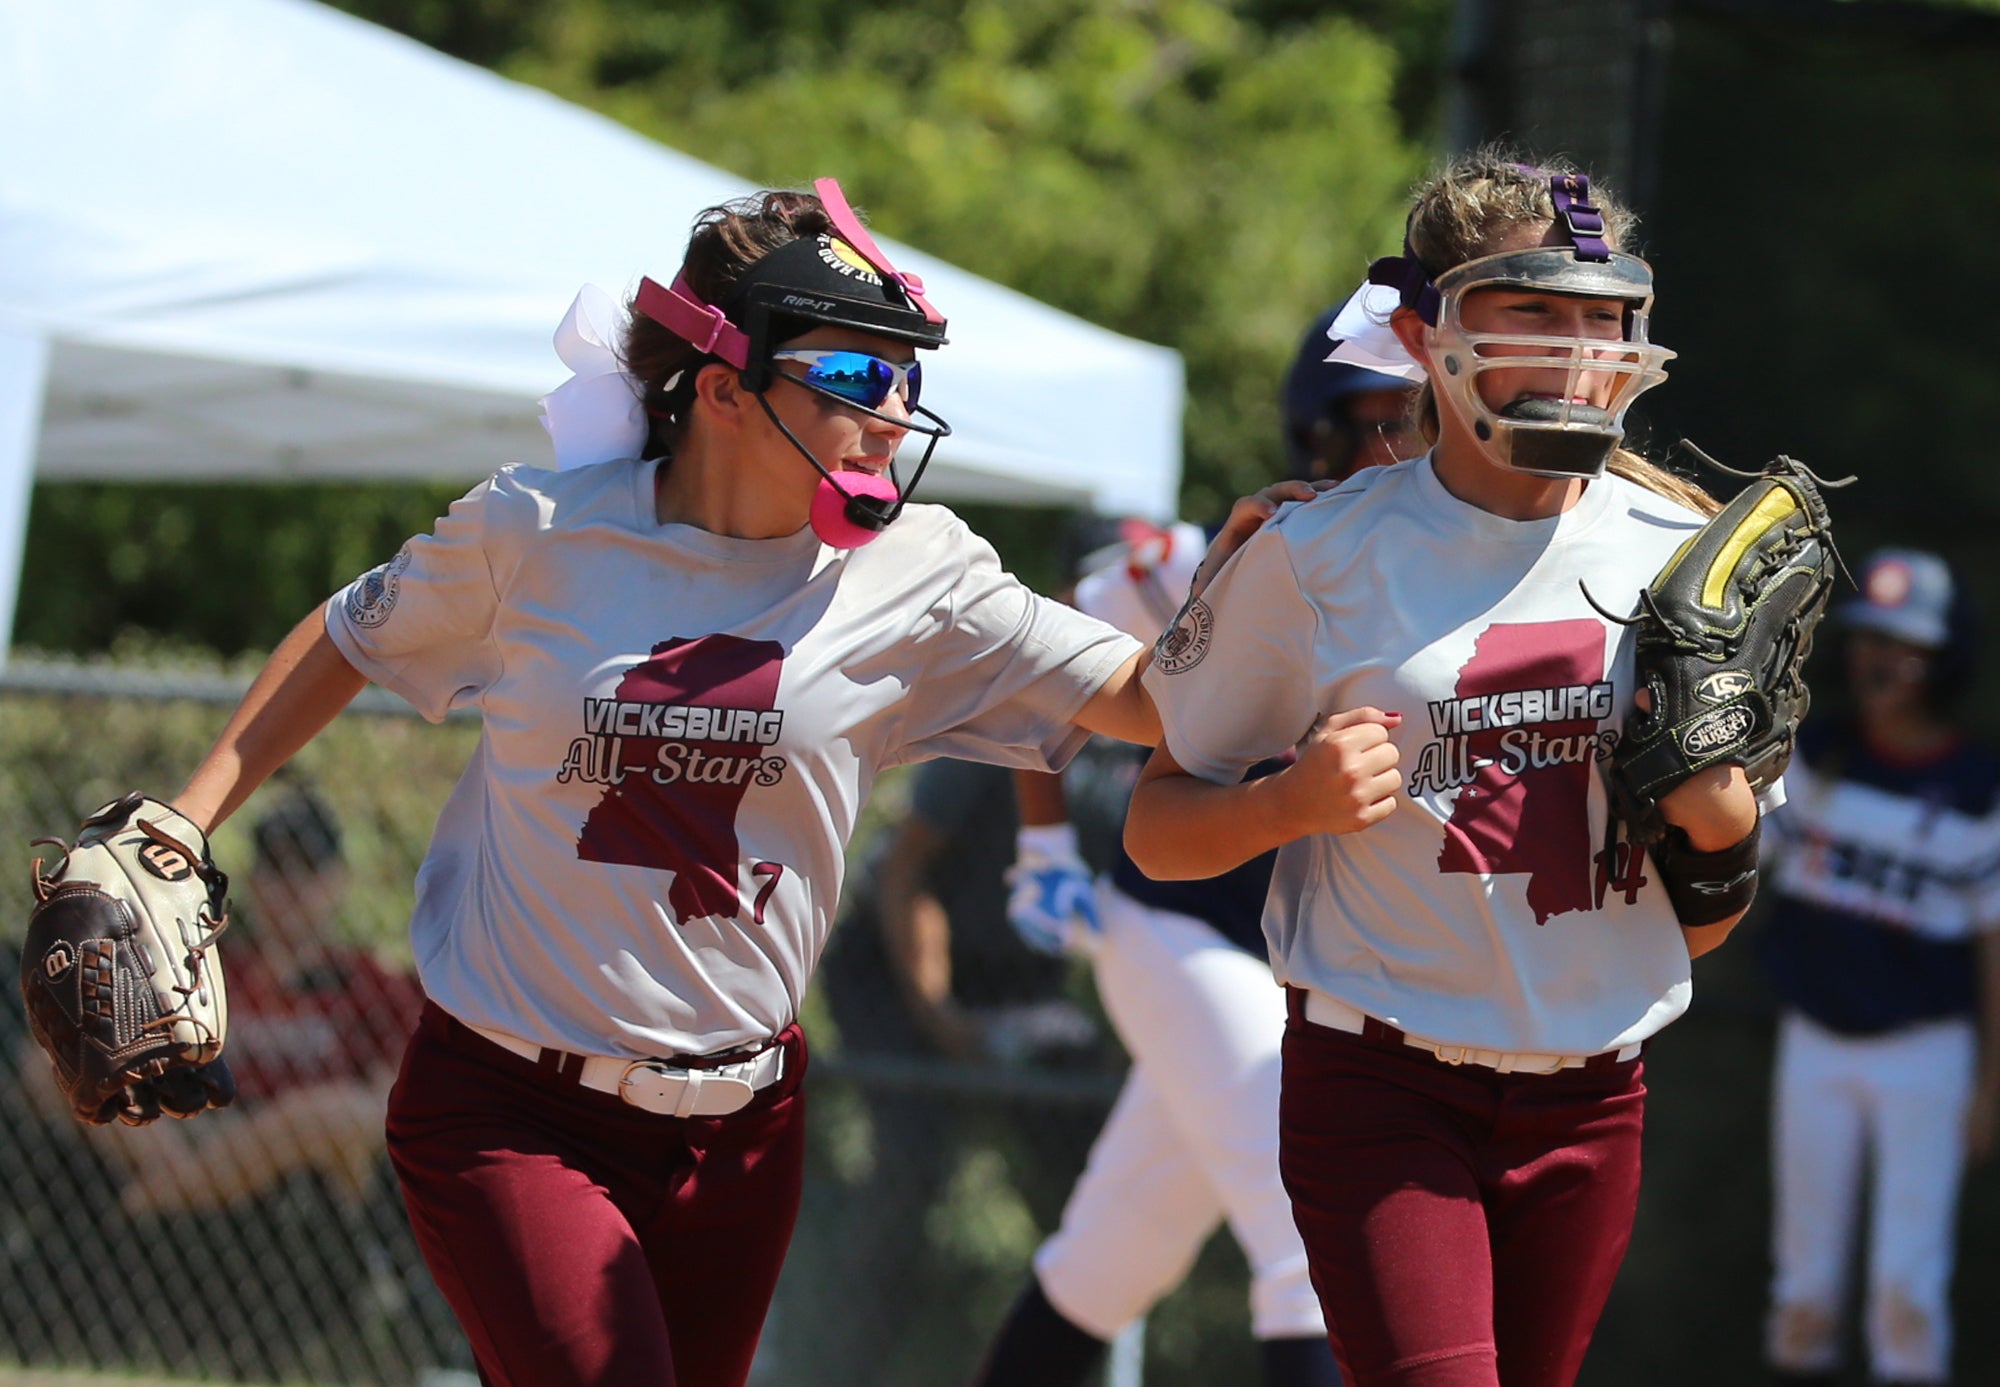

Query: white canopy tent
[0,0,1185,663]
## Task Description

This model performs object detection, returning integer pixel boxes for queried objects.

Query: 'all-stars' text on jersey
[1143,454,1764,1057]
[327,458,1139,1058]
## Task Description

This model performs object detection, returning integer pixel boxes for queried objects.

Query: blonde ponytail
[1606,450,1719,517]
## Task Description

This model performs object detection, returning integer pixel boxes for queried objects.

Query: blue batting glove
[1006,824,1100,957]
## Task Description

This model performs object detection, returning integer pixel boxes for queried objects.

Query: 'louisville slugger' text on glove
[1600,448,1845,845]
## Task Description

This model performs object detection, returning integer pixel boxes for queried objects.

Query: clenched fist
[1274,707,1404,837]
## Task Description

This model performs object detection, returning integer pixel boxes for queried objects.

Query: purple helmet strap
[1367,240,1441,326]
[1548,174,1611,262]
[1365,170,1612,328]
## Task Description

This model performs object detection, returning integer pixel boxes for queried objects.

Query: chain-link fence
[0,661,1281,1387]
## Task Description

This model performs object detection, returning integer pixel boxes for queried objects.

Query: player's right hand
[1278,707,1403,836]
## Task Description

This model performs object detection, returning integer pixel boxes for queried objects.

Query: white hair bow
[538,285,649,470]
[1323,281,1427,383]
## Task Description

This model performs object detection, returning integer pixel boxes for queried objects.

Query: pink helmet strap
[634,273,753,369]
[634,179,941,361]
[813,177,945,326]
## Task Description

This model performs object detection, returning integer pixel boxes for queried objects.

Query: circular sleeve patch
[1154,597,1214,675]
[345,547,412,629]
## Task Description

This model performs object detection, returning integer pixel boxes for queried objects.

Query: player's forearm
[174,608,367,833]
[874,821,952,1006]
[884,896,955,1006]
[1071,650,1160,746]
[1125,770,1293,880]
[1658,764,1758,851]
[1013,768,1069,828]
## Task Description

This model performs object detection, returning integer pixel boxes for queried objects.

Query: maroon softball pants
[1279,994,1646,1387]
[386,1002,808,1387]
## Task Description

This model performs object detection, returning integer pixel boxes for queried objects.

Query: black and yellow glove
[1605,450,1843,846]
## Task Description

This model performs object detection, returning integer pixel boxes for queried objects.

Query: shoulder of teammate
[1200,456,1410,603]
[1266,454,1417,548]
[1141,485,1365,779]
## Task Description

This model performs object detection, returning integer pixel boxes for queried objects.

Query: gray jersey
[1144,456,1721,1056]
[327,458,1139,1057]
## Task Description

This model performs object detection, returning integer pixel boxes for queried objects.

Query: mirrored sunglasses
[769,349,922,411]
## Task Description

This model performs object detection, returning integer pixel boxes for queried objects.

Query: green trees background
[17,0,1449,655]
[14,5,2000,1385]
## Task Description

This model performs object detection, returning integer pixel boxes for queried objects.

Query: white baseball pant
[1767,1009,1976,1383]
[1033,885,1324,1341]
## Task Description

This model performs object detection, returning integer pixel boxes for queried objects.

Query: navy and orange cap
[1842,549,1958,650]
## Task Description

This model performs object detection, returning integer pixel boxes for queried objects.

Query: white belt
[1302,991,1641,1076]
[469,1024,786,1118]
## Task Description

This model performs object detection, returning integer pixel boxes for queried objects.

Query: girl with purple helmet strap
[1126,151,1762,1387]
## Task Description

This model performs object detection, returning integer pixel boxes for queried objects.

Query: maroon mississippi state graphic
[1411,620,1613,924]
[567,635,787,922]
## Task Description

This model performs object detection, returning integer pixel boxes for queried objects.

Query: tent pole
[0,327,50,673]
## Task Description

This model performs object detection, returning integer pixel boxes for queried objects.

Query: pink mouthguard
[811,470,900,549]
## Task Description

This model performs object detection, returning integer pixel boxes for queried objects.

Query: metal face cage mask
[1369,173,1676,480]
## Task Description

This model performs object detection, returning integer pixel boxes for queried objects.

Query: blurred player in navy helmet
[1281,305,1421,483]
[974,315,1418,1387]
[1758,548,2000,1387]
[976,517,1341,1387]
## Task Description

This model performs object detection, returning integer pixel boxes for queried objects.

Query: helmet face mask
[634,181,955,546]
[1425,246,1675,480]
[729,235,949,395]
[731,252,953,447]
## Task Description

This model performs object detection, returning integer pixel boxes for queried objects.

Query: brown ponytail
[621,190,835,458]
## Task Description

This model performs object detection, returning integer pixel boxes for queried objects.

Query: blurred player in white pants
[1758,550,2000,1386]
[972,343,1417,1387]
[1042,883,1322,1339]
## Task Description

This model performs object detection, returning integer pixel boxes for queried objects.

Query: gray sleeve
[325,475,515,722]
[890,521,1142,772]
[1141,524,1321,785]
